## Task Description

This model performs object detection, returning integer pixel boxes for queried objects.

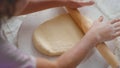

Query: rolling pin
[66,7,120,68]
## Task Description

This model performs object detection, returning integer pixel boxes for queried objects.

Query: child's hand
[65,0,94,8]
[88,16,120,43]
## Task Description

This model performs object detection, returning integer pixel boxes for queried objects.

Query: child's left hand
[88,16,120,43]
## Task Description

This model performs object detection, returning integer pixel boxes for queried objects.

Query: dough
[32,14,83,56]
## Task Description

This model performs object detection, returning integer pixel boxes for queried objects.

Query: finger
[114,32,120,37]
[98,16,104,22]
[78,1,95,7]
[115,27,120,32]
[96,16,104,23]
[113,22,120,27]
[109,18,120,24]
[93,16,103,24]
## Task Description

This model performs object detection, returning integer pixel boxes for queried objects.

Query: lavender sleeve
[0,40,36,68]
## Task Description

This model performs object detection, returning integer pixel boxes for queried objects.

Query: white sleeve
[0,40,36,68]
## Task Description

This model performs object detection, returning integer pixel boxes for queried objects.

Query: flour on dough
[32,14,83,56]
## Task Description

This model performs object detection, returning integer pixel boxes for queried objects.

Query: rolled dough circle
[32,14,83,56]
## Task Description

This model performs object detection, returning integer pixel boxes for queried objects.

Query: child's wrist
[86,31,100,46]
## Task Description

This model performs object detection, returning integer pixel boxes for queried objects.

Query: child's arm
[1,17,119,68]
[36,26,98,68]
[0,39,36,68]
[15,0,94,15]
[36,17,120,68]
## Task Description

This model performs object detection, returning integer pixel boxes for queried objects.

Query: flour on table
[95,0,120,19]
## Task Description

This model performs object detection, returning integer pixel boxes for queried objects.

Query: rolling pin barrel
[66,7,120,68]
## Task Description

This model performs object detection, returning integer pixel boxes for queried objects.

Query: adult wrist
[52,0,67,7]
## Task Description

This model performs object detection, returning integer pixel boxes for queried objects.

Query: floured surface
[114,38,120,61]
[94,1,120,67]
[95,0,120,68]
[95,0,120,19]
[33,14,83,56]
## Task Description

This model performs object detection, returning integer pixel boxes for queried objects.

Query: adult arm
[15,0,94,15]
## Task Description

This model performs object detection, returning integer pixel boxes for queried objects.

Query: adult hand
[65,0,94,8]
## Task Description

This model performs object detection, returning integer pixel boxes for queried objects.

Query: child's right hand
[88,16,120,43]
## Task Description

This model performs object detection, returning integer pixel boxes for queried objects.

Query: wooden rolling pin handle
[66,7,120,68]
[97,43,120,68]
